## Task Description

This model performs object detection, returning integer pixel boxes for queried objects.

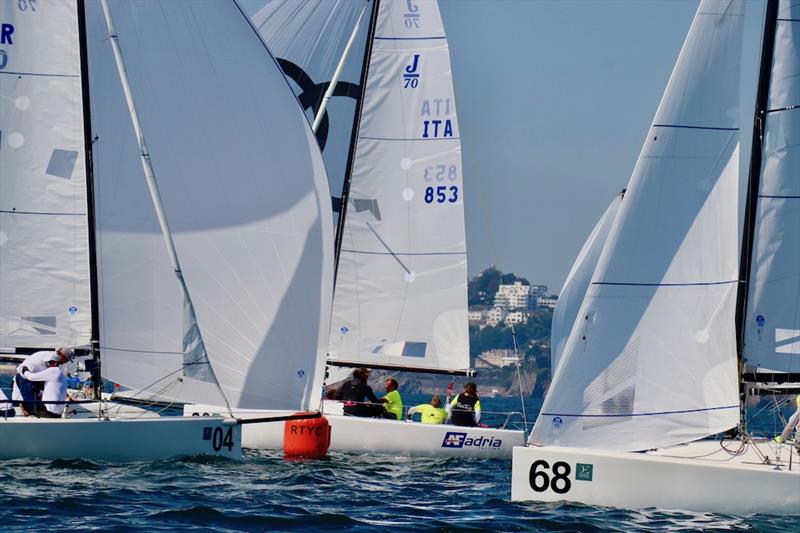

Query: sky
[242,0,766,293]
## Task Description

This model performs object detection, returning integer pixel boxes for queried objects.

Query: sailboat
[186,0,527,458]
[0,0,334,460]
[511,0,800,514]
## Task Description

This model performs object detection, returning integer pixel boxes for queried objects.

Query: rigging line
[365,222,411,274]
[758,195,800,199]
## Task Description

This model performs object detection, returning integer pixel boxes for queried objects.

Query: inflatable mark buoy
[283,412,330,459]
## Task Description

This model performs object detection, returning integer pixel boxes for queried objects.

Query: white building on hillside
[487,307,507,327]
[537,296,558,309]
[494,281,534,310]
[505,310,530,326]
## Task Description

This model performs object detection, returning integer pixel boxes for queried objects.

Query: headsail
[551,191,623,374]
[251,0,366,163]
[743,0,800,376]
[0,0,92,351]
[85,0,333,410]
[327,0,469,374]
[531,0,744,451]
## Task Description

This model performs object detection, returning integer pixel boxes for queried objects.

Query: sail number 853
[529,460,572,494]
[424,186,458,204]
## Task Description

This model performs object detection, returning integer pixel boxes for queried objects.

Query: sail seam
[341,249,466,256]
[0,70,78,78]
[373,36,446,40]
[652,124,739,131]
[592,280,739,287]
[0,210,84,216]
[359,136,460,141]
[542,404,738,418]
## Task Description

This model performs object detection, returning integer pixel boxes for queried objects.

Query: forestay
[743,0,800,376]
[0,0,92,351]
[85,0,333,409]
[327,0,469,373]
[551,192,622,374]
[531,0,744,451]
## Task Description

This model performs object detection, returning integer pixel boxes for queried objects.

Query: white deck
[510,440,800,515]
[186,402,526,458]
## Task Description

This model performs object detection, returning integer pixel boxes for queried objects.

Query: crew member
[379,378,403,420]
[333,368,383,417]
[12,347,73,415]
[407,394,446,424]
[447,382,481,427]
[21,353,69,418]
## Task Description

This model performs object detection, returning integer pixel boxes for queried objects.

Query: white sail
[551,191,622,374]
[743,0,800,376]
[85,0,333,410]
[0,0,92,351]
[327,0,469,373]
[530,0,744,451]
[251,0,366,188]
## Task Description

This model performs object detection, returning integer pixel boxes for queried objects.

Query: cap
[57,347,75,360]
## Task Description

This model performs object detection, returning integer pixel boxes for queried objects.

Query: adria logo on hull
[441,431,502,449]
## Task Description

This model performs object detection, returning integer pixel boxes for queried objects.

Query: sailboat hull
[510,441,800,515]
[0,416,241,462]
[186,404,525,458]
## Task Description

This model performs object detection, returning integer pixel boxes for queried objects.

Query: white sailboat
[187,0,526,458]
[511,0,800,514]
[1,0,334,461]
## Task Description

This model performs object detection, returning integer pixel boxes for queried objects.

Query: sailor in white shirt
[12,347,73,416]
[22,356,69,418]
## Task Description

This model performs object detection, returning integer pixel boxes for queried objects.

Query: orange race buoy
[283,412,330,460]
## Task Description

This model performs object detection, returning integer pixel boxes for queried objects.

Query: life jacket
[450,393,478,427]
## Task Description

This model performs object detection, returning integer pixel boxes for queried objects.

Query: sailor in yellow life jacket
[407,394,447,424]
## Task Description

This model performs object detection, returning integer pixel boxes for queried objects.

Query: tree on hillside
[468,267,530,305]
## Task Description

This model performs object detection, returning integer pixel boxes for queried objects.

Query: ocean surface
[0,381,796,531]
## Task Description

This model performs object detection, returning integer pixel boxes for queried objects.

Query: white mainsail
[0,0,92,351]
[551,191,622,375]
[530,0,744,451]
[743,0,800,376]
[85,0,333,410]
[327,0,469,373]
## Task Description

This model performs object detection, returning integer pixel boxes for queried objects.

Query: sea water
[0,381,796,531]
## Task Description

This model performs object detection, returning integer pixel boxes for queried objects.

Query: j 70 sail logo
[403,54,420,89]
[0,22,14,70]
[441,431,502,449]
[404,1,420,28]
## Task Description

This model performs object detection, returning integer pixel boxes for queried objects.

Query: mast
[332,0,380,280]
[735,0,779,422]
[76,0,102,400]
[99,0,233,415]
